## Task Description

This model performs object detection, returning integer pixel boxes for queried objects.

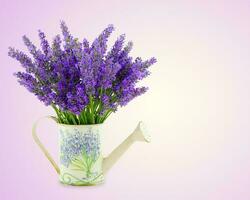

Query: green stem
[51,89,114,125]
[89,95,95,124]
[100,109,113,123]
[69,112,77,125]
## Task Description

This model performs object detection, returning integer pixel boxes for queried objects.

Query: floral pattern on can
[59,126,103,185]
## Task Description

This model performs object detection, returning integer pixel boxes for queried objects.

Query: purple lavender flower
[92,24,114,55]
[106,34,125,61]
[38,30,51,56]
[9,21,156,124]
[14,72,38,93]
[8,47,36,73]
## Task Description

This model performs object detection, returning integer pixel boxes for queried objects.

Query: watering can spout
[102,121,150,175]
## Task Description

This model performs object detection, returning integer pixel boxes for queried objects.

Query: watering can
[32,116,150,185]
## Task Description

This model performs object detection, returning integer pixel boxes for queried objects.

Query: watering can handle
[32,116,60,174]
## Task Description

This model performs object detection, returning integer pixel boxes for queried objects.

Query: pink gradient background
[1,0,250,199]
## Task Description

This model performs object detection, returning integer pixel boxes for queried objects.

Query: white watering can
[32,116,150,186]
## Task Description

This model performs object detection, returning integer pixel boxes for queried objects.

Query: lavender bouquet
[8,22,156,125]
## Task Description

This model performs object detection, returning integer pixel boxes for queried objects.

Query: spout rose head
[135,121,151,143]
